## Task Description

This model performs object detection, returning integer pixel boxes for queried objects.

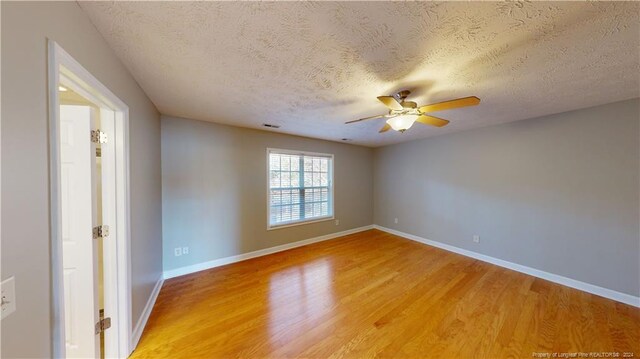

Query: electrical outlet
[394,218,398,224]
[1,276,16,320]
[182,247,189,255]
[473,235,480,243]
[335,219,340,226]
[174,247,182,256]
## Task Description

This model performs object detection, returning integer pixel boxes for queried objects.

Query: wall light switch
[335,219,340,226]
[182,247,189,255]
[394,218,398,224]
[1,276,16,320]
[473,235,480,243]
[174,248,182,256]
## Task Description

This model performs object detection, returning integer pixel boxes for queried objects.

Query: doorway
[48,41,131,358]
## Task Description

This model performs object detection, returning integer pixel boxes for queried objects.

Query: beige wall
[162,116,373,272]
[1,2,163,357]
[374,98,640,297]
[1,4,637,358]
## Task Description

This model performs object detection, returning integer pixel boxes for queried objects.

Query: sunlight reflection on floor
[267,258,336,344]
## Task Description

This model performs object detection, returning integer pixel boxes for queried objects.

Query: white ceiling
[79,1,639,147]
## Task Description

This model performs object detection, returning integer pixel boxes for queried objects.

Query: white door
[60,105,101,358]
[98,108,118,357]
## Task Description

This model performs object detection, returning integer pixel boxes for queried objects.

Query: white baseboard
[373,225,640,308]
[130,276,164,353]
[163,225,374,280]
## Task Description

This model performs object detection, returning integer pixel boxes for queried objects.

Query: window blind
[268,150,333,228]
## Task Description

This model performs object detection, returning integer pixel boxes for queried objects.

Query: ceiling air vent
[263,123,280,129]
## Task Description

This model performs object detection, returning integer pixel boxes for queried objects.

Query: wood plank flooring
[131,230,640,358]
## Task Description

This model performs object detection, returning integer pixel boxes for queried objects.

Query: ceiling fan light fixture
[347,91,479,134]
[387,114,418,132]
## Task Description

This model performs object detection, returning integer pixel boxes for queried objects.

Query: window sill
[267,215,335,231]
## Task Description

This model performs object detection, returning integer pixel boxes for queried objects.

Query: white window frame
[266,148,335,230]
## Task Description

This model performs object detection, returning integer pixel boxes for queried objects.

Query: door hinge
[95,317,111,334]
[91,129,107,144]
[92,225,109,239]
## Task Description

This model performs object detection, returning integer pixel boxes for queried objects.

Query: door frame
[48,40,132,358]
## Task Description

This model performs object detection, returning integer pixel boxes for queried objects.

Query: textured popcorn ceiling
[79,1,640,147]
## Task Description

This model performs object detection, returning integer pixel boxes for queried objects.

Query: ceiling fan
[346,90,480,133]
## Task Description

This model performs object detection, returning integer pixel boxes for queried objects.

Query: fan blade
[377,96,403,110]
[416,115,450,127]
[345,113,387,124]
[418,96,480,113]
[379,123,392,133]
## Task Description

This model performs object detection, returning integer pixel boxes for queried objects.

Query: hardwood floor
[131,230,639,358]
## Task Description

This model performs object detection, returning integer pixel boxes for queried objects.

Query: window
[268,149,333,229]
